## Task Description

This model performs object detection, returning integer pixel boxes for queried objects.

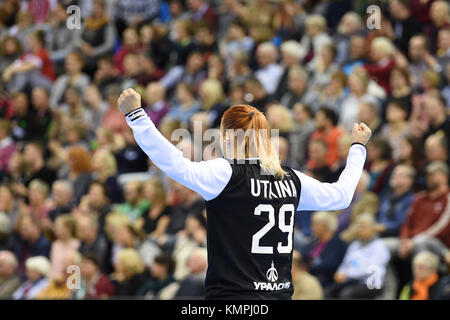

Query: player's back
[205,159,301,299]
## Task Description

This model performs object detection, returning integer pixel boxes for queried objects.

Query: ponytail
[221,105,287,179]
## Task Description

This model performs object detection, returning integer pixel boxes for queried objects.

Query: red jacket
[400,191,450,248]
[364,58,395,95]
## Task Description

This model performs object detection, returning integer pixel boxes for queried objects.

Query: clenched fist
[118,88,141,115]
[351,122,372,146]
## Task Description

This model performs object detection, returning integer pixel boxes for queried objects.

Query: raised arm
[294,123,371,211]
[118,89,232,201]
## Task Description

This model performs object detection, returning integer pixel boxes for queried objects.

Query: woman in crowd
[13,256,50,299]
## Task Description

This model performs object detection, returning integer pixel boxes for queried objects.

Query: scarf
[84,15,109,31]
[411,272,439,300]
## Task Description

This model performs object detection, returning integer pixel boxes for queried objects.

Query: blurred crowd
[0,0,450,300]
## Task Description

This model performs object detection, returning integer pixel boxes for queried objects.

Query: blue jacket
[303,233,348,287]
[377,191,415,237]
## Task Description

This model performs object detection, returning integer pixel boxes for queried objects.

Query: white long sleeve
[125,108,232,201]
[294,143,367,211]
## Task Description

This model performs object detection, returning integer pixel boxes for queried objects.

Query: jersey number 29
[251,204,295,254]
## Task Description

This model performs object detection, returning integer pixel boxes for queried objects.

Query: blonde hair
[117,248,144,278]
[200,79,225,110]
[266,104,294,134]
[28,179,49,197]
[413,251,440,271]
[306,14,327,30]
[371,37,395,57]
[221,105,286,178]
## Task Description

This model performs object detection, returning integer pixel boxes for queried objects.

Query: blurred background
[0,0,449,300]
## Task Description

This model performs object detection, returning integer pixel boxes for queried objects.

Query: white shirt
[125,108,366,210]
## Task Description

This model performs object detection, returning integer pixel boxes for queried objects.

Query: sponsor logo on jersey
[253,261,290,291]
[127,108,146,122]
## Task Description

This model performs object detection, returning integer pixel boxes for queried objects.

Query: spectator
[300,211,347,287]
[49,214,80,279]
[364,37,396,95]
[280,66,315,111]
[423,93,450,151]
[254,42,283,96]
[289,103,315,169]
[138,253,176,298]
[333,12,364,65]
[26,88,54,142]
[365,137,395,201]
[0,36,22,76]
[377,164,416,238]
[111,248,148,297]
[308,43,340,93]
[75,252,115,299]
[90,149,123,203]
[0,250,21,298]
[291,250,323,300]
[116,181,149,222]
[143,82,169,128]
[165,83,201,127]
[36,251,81,299]
[47,180,73,223]
[139,178,172,238]
[380,101,411,161]
[424,132,448,165]
[0,119,15,177]
[399,251,448,300]
[358,102,383,137]
[274,40,305,100]
[77,0,116,74]
[13,214,51,276]
[113,0,160,36]
[84,85,109,132]
[24,179,51,226]
[308,108,344,170]
[3,30,55,93]
[386,161,450,260]
[76,215,108,273]
[50,52,90,109]
[12,256,50,299]
[172,248,207,299]
[300,14,332,65]
[66,146,93,205]
[80,182,112,234]
[326,214,390,299]
[389,0,423,55]
[198,78,227,128]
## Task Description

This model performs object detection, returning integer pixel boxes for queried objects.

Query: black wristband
[125,107,144,117]
[351,142,366,148]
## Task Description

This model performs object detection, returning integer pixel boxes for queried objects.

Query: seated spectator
[84,85,109,132]
[376,164,416,238]
[311,71,348,115]
[50,52,90,109]
[399,251,449,300]
[423,93,450,151]
[13,256,50,299]
[171,212,207,281]
[0,36,23,76]
[254,42,283,96]
[385,161,450,260]
[77,0,116,74]
[243,77,271,112]
[0,250,21,298]
[114,28,142,74]
[266,104,293,138]
[166,181,205,235]
[36,251,81,299]
[326,214,390,299]
[137,254,176,298]
[342,35,367,75]
[139,178,172,238]
[307,43,340,93]
[143,82,169,128]
[339,69,379,131]
[280,66,315,111]
[115,181,149,222]
[289,103,315,169]
[66,146,93,205]
[198,78,227,128]
[79,182,112,233]
[47,180,74,223]
[75,252,115,299]
[380,101,411,161]
[114,128,149,174]
[3,30,55,93]
[300,211,347,288]
[171,248,207,299]
[424,132,448,165]
[363,37,396,95]
[358,102,383,138]
[25,88,54,143]
[49,214,80,280]
[0,120,15,176]
[76,215,108,273]
[23,179,51,227]
[307,139,336,183]
[165,83,201,128]
[47,3,81,70]
[9,92,32,143]
[398,135,426,182]
[300,14,332,65]
[307,108,344,171]
[91,149,123,203]
[387,67,413,118]
[365,137,395,201]
[291,250,323,300]
[110,248,148,297]
[101,85,129,139]
[13,214,51,276]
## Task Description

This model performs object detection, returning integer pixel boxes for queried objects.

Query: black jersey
[205,160,302,299]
